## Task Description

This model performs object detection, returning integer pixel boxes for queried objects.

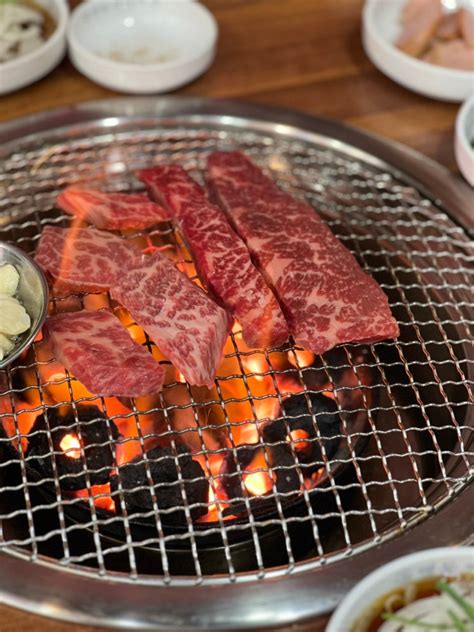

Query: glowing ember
[244,469,273,496]
[75,484,115,512]
[59,433,81,459]
[243,451,274,496]
[288,349,315,369]
[243,355,269,381]
[142,235,159,255]
[253,396,279,421]
[236,422,259,444]
[288,429,311,452]
[83,293,111,312]
[0,398,40,452]
[231,321,242,338]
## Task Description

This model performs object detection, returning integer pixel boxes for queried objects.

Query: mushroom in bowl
[0,0,69,95]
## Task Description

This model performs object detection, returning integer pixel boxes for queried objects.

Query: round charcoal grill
[0,98,472,630]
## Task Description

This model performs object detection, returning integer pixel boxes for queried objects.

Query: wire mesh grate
[0,117,472,586]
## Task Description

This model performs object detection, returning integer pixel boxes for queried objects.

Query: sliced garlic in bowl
[0,333,14,362]
[0,295,31,336]
[0,263,20,296]
[0,243,49,369]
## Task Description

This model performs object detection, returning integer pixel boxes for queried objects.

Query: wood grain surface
[0,0,466,630]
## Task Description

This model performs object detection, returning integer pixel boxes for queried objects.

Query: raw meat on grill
[111,251,232,387]
[45,310,166,397]
[206,151,399,355]
[57,187,171,230]
[138,165,289,349]
[35,225,142,294]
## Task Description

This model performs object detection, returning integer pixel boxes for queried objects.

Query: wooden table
[0,1,464,630]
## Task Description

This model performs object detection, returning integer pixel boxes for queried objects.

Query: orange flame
[288,349,315,369]
[243,355,268,381]
[243,449,273,497]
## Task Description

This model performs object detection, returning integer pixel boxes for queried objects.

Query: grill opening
[0,120,472,585]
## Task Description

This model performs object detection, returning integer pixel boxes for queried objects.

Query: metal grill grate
[0,102,472,594]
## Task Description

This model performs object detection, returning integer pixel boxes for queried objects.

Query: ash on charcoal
[27,406,119,491]
[261,392,341,475]
[111,446,208,524]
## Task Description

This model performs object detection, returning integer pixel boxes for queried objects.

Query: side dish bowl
[362,0,474,102]
[0,243,49,369]
[327,547,474,632]
[0,0,69,96]
[67,0,218,94]
[455,95,474,186]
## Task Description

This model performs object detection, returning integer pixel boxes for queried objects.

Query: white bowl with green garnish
[455,95,474,187]
[0,0,69,95]
[327,547,474,632]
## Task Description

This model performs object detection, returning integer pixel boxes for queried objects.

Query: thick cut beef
[111,252,232,387]
[207,151,399,355]
[138,165,289,348]
[57,187,171,230]
[35,226,141,294]
[45,310,165,397]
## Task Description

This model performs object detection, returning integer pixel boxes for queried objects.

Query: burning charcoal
[268,444,301,494]
[111,446,208,524]
[220,444,260,500]
[221,441,300,501]
[26,406,119,491]
[304,346,375,411]
[261,392,341,475]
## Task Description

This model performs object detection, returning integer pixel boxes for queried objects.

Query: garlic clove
[0,333,14,361]
[0,264,20,297]
[0,296,31,336]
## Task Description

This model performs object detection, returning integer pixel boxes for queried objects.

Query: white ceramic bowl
[67,0,218,94]
[328,547,474,632]
[0,0,69,95]
[363,0,474,102]
[455,95,474,186]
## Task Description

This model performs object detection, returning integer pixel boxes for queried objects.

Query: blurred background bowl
[363,0,474,102]
[327,546,474,632]
[0,0,69,95]
[455,95,474,186]
[67,0,218,94]
[0,243,49,369]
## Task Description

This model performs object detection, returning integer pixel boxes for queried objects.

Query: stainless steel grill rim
[0,98,472,629]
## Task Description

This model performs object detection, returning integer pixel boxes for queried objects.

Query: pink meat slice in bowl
[397,0,443,57]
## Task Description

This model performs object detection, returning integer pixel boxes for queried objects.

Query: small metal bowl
[0,243,49,369]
